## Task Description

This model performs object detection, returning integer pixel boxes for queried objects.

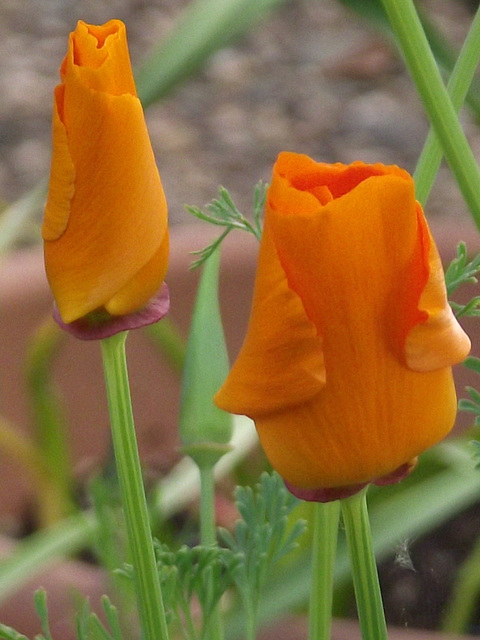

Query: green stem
[241,589,257,640]
[442,531,480,634]
[135,0,286,107]
[414,4,480,205]
[27,319,74,526]
[341,489,388,640]
[198,462,224,640]
[100,332,169,640]
[199,463,217,547]
[0,511,97,605]
[380,0,480,230]
[308,501,341,640]
[146,317,186,374]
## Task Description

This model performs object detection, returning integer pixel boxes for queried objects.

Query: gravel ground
[0,0,476,228]
[2,0,480,634]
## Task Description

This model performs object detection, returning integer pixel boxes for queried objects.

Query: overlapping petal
[43,20,168,325]
[404,212,471,371]
[215,152,470,492]
[214,217,325,416]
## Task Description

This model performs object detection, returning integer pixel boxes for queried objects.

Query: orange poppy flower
[215,152,470,498]
[42,20,168,326]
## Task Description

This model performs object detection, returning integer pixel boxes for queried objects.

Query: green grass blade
[136,0,287,107]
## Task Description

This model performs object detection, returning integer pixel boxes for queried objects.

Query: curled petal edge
[405,216,470,372]
[52,283,169,340]
[214,220,325,417]
[42,87,75,242]
[285,458,417,503]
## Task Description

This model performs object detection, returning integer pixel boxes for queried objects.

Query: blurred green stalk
[414,4,480,205]
[136,0,287,106]
[146,317,186,374]
[381,0,480,230]
[0,415,257,609]
[308,501,340,640]
[26,319,74,526]
[442,531,480,634]
[101,332,169,640]
[179,247,232,640]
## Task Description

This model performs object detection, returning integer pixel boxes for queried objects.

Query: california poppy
[43,20,168,328]
[215,152,470,499]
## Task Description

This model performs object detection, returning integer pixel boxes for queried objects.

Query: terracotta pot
[0,534,107,639]
[0,224,259,525]
[0,224,259,637]
[0,218,478,639]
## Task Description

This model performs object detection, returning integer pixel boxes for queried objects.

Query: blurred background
[0,0,478,231]
[1,1,480,638]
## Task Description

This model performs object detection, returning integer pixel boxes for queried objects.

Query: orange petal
[269,166,420,354]
[255,364,457,489]
[214,217,325,417]
[405,210,471,371]
[62,20,137,96]
[105,230,169,316]
[218,152,467,490]
[44,56,167,323]
[43,20,168,324]
[42,86,75,242]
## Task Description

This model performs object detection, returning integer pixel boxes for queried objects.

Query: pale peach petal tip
[405,231,471,371]
[405,307,471,372]
[52,283,169,340]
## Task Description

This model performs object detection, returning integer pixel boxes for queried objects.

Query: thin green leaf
[253,182,267,237]
[0,624,29,640]
[337,0,480,120]
[88,615,112,640]
[456,297,480,318]
[227,442,479,636]
[75,598,90,640]
[470,440,480,470]
[219,472,306,636]
[189,228,231,271]
[445,244,480,318]
[34,590,53,640]
[101,596,124,640]
[458,398,480,414]
[186,206,232,227]
[26,319,74,526]
[464,356,480,375]
[146,317,186,374]
[445,243,480,295]
[179,246,233,463]
[466,386,480,406]
[187,185,263,270]
[380,0,480,230]
[136,0,288,107]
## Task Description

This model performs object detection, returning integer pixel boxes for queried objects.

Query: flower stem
[442,531,480,634]
[100,331,169,640]
[341,489,388,640]
[199,463,216,546]
[147,317,186,374]
[414,4,480,205]
[27,319,74,525]
[380,0,480,230]
[308,500,341,640]
[199,461,224,640]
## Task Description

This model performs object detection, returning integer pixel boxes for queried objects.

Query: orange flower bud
[215,152,471,496]
[42,20,168,325]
